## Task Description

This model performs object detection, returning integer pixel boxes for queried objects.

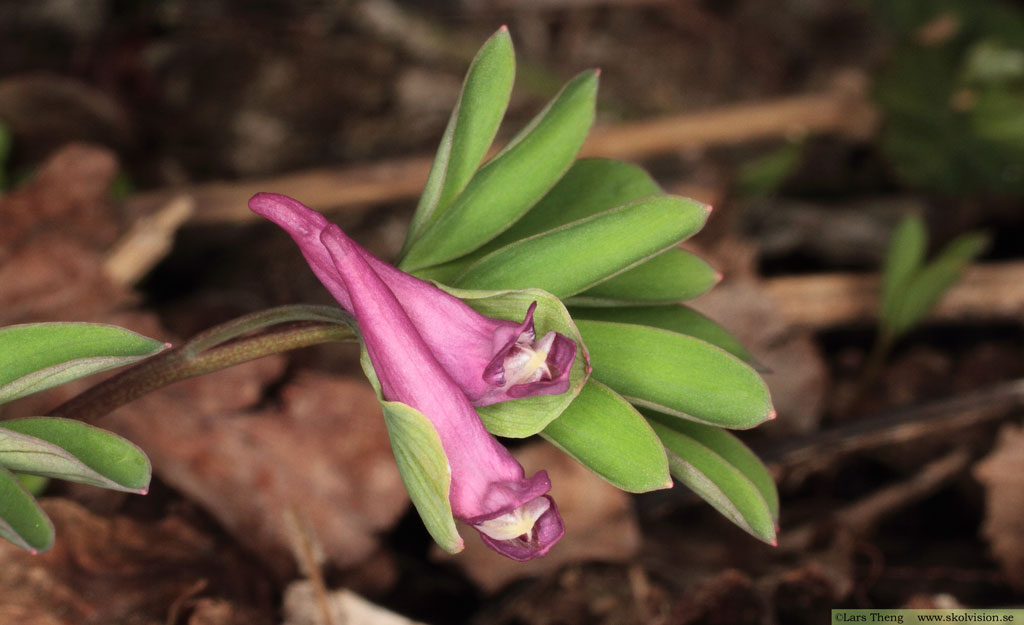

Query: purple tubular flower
[320,224,564,560]
[248,192,576,406]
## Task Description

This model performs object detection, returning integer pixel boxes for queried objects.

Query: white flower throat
[502,331,558,388]
[474,497,551,542]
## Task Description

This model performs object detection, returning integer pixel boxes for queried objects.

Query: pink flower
[249,192,575,406]
[320,223,564,560]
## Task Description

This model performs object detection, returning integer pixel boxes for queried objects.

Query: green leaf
[402,27,516,253]
[400,70,599,271]
[568,304,760,367]
[646,412,778,521]
[0,323,167,405]
[0,417,151,493]
[648,417,776,544]
[0,466,53,553]
[887,231,989,336]
[489,158,663,247]
[418,159,664,282]
[576,320,773,429]
[380,400,464,554]
[541,380,670,493]
[437,285,590,438]
[454,196,710,298]
[567,248,719,305]
[880,215,927,329]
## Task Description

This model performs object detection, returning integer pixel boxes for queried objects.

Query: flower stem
[52,305,357,424]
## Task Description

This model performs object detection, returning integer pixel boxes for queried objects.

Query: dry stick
[579,71,877,161]
[124,72,876,227]
[779,449,971,552]
[760,377,1024,481]
[104,194,195,287]
[285,506,335,625]
[763,261,1024,329]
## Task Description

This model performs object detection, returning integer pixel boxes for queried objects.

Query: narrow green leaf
[0,417,151,493]
[880,215,927,329]
[419,158,664,281]
[568,304,759,367]
[577,320,773,429]
[568,248,719,305]
[489,158,663,247]
[400,70,599,271]
[438,285,590,438]
[645,412,778,521]
[0,323,167,405]
[454,196,710,297]
[888,231,989,336]
[648,418,776,544]
[0,466,53,553]
[542,381,670,493]
[402,27,516,253]
[380,401,464,554]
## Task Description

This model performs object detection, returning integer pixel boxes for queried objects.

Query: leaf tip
[767,409,778,421]
[498,24,508,32]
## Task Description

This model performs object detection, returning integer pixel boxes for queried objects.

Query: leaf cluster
[880,215,988,338]
[0,323,164,552]
[388,28,779,546]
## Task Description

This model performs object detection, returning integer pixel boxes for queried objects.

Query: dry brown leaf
[100,369,409,579]
[974,423,1024,591]
[0,144,121,258]
[0,499,274,625]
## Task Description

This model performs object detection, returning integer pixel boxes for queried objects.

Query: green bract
[380,400,463,554]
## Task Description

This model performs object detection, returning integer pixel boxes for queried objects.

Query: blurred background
[1,1,1024,624]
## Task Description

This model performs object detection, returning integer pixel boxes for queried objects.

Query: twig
[761,378,1024,480]
[123,73,877,226]
[780,449,971,551]
[579,71,877,160]
[104,194,195,286]
[763,261,1024,329]
[285,506,335,625]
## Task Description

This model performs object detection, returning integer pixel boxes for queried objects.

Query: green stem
[52,306,357,424]
[182,305,353,356]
